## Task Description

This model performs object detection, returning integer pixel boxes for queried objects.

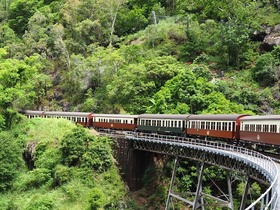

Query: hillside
[0,117,131,209]
[1,1,280,130]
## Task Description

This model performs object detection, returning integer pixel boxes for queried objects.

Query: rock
[263,24,280,46]
[252,24,280,51]
[262,24,280,51]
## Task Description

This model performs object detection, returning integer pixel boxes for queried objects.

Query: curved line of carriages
[21,110,280,149]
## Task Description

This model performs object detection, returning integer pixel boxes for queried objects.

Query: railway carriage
[92,114,138,131]
[187,114,249,140]
[21,110,44,118]
[44,111,93,127]
[137,114,191,135]
[240,115,280,147]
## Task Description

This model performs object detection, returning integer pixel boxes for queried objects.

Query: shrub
[61,127,92,167]
[53,165,71,186]
[252,53,278,86]
[88,188,106,210]
[61,127,112,172]
[14,168,53,191]
[25,194,54,210]
[0,132,23,192]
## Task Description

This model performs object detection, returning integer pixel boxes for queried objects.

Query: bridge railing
[125,132,279,210]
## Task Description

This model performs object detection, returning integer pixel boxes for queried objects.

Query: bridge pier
[114,138,154,191]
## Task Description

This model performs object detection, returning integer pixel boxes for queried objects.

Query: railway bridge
[110,132,279,210]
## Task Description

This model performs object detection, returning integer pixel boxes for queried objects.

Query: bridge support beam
[239,177,251,210]
[165,157,235,210]
[165,156,179,209]
[193,161,205,210]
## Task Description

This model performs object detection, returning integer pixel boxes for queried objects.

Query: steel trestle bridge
[124,132,279,210]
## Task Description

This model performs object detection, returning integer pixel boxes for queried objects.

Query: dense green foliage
[0,118,128,209]
[0,0,279,123]
[0,0,279,209]
[0,132,23,192]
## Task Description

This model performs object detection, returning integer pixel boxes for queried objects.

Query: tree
[106,56,183,113]
[0,51,50,128]
[96,0,128,46]
[61,127,112,171]
[115,6,148,36]
[252,53,277,86]
[8,0,44,36]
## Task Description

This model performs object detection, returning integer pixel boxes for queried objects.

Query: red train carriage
[44,111,93,127]
[186,114,249,140]
[92,114,138,131]
[240,115,280,147]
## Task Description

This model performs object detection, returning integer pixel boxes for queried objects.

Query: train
[20,110,280,150]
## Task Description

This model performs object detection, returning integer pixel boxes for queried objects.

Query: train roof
[92,114,139,118]
[20,110,44,115]
[240,115,280,121]
[138,114,191,120]
[44,111,91,117]
[188,114,250,121]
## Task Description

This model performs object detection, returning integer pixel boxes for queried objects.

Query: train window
[191,121,196,128]
[244,124,249,131]
[228,122,232,131]
[174,121,177,127]
[196,121,200,129]
[249,124,255,132]
[178,121,181,128]
[157,120,161,127]
[270,125,277,133]
[263,125,269,132]
[201,121,205,129]
[167,121,170,127]
[222,122,227,131]
[210,122,215,130]
[206,122,210,129]
[256,124,261,132]
[217,122,221,130]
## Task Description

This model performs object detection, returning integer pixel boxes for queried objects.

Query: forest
[0,0,280,209]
